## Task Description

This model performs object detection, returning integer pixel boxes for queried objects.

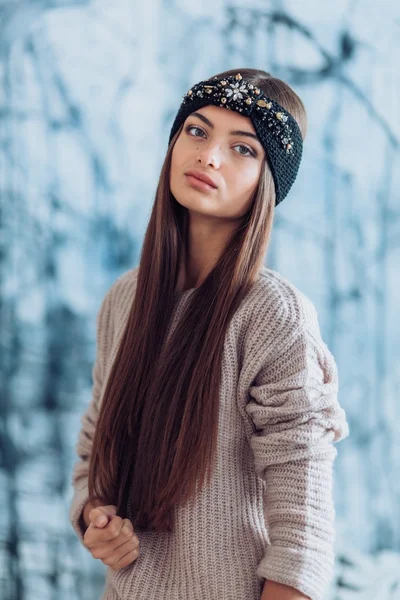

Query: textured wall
[1,0,399,598]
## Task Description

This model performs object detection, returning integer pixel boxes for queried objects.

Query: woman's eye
[234,144,254,157]
[186,125,206,137]
[186,125,256,158]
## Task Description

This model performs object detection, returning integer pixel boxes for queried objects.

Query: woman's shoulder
[112,264,140,288]
[95,266,140,334]
[244,265,321,354]
[107,265,140,302]
[257,265,318,322]
[106,264,317,317]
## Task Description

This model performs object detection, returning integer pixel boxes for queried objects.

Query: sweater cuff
[69,484,90,548]
[256,544,334,600]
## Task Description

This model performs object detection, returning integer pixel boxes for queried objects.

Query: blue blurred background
[1,1,399,599]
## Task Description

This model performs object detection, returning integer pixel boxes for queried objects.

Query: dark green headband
[168,72,303,206]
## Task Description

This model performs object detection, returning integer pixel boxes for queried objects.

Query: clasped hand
[83,504,140,571]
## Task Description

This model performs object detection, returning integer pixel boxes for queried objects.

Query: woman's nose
[196,143,222,168]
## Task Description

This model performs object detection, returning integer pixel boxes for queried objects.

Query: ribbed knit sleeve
[245,309,349,600]
[68,286,114,547]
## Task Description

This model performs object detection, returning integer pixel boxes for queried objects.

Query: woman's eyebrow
[191,112,260,143]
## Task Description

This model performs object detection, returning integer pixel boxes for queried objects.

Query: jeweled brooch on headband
[182,73,295,155]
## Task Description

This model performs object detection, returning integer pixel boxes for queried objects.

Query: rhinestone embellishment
[182,72,295,154]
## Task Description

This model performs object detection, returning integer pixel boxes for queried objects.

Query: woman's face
[170,105,265,220]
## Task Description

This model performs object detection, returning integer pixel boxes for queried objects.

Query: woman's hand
[83,504,140,571]
[261,580,311,600]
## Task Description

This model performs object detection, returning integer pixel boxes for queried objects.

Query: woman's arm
[245,300,349,600]
[69,286,114,545]
[261,580,310,600]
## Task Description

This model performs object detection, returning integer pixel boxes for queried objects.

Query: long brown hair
[87,68,307,532]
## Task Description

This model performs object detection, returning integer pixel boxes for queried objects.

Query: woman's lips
[185,174,217,191]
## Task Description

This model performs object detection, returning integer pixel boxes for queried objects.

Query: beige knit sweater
[69,264,349,600]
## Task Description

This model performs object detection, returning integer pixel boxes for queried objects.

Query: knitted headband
[168,72,303,206]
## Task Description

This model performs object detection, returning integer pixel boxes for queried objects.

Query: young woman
[69,68,349,600]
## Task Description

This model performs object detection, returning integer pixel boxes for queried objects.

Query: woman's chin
[174,189,217,208]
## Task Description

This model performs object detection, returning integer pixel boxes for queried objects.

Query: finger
[101,538,134,564]
[103,516,125,540]
[112,521,139,551]
[86,516,125,546]
[85,522,139,558]
[92,536,134,560]
[90,519,139,553]
[108,547,139,570]
[89,519,135,555]
[89,505,117,527]
[90,504,118,524]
